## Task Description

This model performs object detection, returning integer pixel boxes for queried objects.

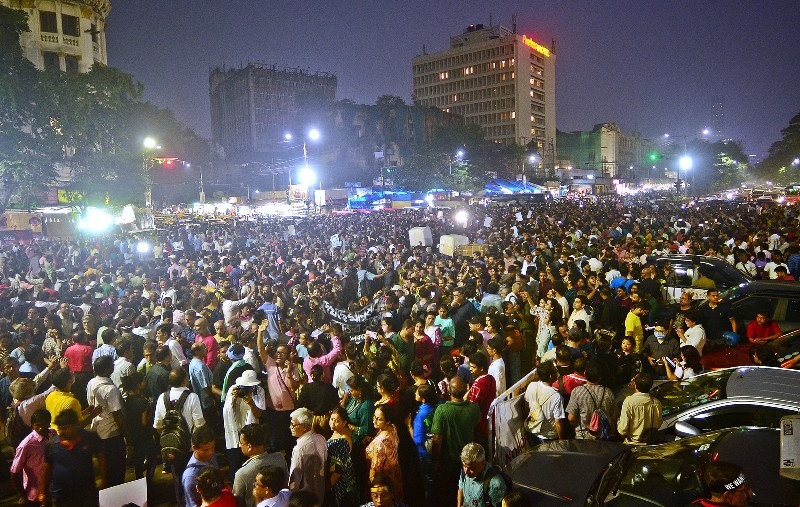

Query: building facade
[556,123,649,179]
[209,63,337,161]
[2,0,110,73]
[412,24,556,165]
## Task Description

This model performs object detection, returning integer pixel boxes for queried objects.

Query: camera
[234,385,254,397]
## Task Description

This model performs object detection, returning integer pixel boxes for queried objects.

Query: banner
[322,296,385,335]
[488,368,537,466]
[289,185,308,202]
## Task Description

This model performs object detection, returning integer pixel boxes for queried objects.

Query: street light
[792,158,800,166]
[522,154,537,189]
[679,155,693,197]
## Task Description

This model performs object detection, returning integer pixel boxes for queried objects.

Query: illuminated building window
[511,111,516,119]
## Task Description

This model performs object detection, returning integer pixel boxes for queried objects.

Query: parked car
[701,327,800,370]
[651,366,800,438]
[508,427,800,506]
[647,254,750,303]
[719,280,800,332]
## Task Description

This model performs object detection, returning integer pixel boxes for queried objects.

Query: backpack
[482,465,513,507]
[4,404,30,448]
[159,390,192,468]
[585,387,613,440]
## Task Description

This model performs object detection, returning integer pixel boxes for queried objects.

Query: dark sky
[107,1,800,159]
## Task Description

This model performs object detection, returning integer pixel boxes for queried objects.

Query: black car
[720,280,800,331]
[508,427,800,506]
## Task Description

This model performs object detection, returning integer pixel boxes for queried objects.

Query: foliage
[0,4,210,210]
[682,139,749,194]
[0,5,60,212]
[756,111,800,183]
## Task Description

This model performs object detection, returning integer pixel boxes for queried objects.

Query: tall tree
[0,5,59,212]
[756,111,800,182]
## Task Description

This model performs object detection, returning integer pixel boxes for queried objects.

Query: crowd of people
[1,193,800,507]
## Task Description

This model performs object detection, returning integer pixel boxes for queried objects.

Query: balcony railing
[63,36,79,47]
[41,33,59,43]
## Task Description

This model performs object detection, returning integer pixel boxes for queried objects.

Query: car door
[730,294,781,331]
[661,260,696,304]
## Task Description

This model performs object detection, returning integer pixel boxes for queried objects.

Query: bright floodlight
[528,154,537,163]
[284,132,293,141]
[456,149,465,158]
[792,158,800,166]
[702,128,710,135]
[664,133,670,138]
[454,209,469,225]
[136,241,151,254]
[143,137,157,149]
[307,128,321,141]
[299,166,316,186]
[679,155,693,171]
[78,207,113,234]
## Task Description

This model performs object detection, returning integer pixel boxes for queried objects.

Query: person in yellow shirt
[624,303,649,353]
[45,369,95,431]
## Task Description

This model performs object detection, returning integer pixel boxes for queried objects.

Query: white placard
[330,234,341,247]
[527,210,533,218]
[484,217,492,227]
[287,225,296,236]
[99,477,147,507]
[437,211,444,219]
[515,212,523,222]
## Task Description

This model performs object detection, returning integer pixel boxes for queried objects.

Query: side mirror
[674,420,701,437]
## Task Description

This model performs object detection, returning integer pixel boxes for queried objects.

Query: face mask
[654,332,666,340]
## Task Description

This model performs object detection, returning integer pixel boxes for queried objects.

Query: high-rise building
[412,23,556,163]
[209,63,337,161]
[711,97,725,139]
[1,0,110,73]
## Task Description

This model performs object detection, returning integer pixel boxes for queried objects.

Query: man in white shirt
[223,370,266,477]
[153,368,206,434]
[331,342,356,398]
[764,251,789,280]
[524,361,566,442]
[110,337,136,392]
[87,355,127,487]
[288,407,327,503]
[486,337,506,396]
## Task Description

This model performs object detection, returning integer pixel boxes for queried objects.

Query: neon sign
[523,35,550,57]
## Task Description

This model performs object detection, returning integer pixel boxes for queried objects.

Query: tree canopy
[756,111,800,183]
[0,4,209,211]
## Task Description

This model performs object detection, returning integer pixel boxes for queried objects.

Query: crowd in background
[2,194,800,507]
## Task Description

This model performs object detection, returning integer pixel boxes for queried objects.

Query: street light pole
[142,137,159,209]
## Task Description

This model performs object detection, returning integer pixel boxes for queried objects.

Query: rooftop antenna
[422,44,427,55]
[512,14,517,34]
[551,38,556,54]
[489,14,493,27]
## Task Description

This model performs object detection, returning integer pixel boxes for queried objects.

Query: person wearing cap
[222,369,265,477]
[691,461,754,506]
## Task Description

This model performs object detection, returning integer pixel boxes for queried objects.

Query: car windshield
[651,369,733,417]
[603,431,720,506]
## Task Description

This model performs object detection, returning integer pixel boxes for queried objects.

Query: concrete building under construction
[209,63,337,161]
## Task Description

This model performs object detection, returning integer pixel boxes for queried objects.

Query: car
[508,427,800,506]
[651,366,800,438]
[701,327,800,370]
[647,254,750,303]
[720,280,800,332]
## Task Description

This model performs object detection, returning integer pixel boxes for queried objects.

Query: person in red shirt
[467,351,496,450]
[195,465,236,507]
[746,311,782,345]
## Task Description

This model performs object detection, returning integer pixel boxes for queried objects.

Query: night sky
[107,1,800,159]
